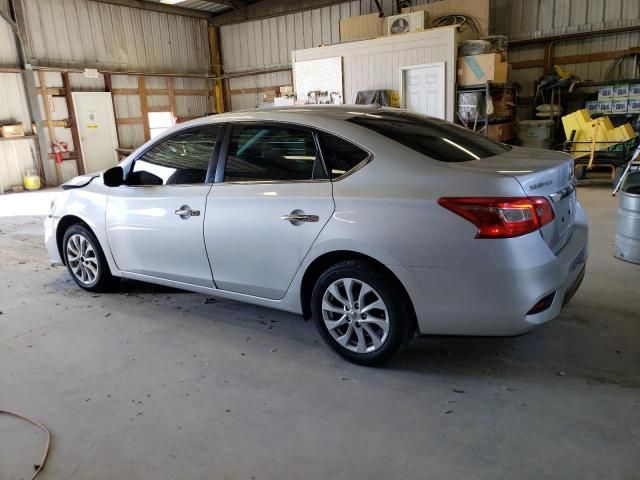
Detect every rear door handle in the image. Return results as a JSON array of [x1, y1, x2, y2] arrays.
[[281, 211, 319, 225]]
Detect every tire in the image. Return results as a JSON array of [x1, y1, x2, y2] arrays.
[[575, 164, 587, 180], [311, 260, 414, 366], [62, 224, 117, 292]]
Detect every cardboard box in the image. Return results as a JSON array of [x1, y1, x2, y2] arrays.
[[487, 122, 516, 142], [340, 13, 383, 42], [457, 53, 508, 87], [597, 85, 614, 101], [613, 84, 629, 99], [598, 101, 612, 114], [612, 100, 628, 114], [629, 84, 640, 99], [628, 98, 640, 114], [585, 101, 599, 115], [388, 91, 401, 108], [0, 124, 25, 138]]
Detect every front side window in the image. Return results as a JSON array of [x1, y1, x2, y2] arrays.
[[129, 125, 221, 186], [224, 124, 323, 182], [317, 132, 369, 179], [347, 111, 510, 162]]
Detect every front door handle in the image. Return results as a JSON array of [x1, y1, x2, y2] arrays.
[[281, 210, 319, 225], [174, 205, 200, 219]]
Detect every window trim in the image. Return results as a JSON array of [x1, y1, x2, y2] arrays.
[[125, 123, 225, 187], [315, 130, 373, 182], [214, 120, 372, 185]]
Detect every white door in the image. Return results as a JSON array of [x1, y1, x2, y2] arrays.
[[71, 92, 119, 174], [105, 125, 222, 288], [402, 63, 445, 119], [205, 123, 334, 300]]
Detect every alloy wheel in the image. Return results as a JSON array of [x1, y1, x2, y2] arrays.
[[321, 278, 390, 353], [66, 234, 99, 286]]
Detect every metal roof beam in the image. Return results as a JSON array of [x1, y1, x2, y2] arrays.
[[92, 0, 211, 19], [210, 0, 346, 25]]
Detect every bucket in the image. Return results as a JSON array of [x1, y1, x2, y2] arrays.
[[23, 169, 41, 191], [614, 172, 640, 264], [517, 120, 555, 149]]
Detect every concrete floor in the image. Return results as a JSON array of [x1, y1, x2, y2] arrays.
[[1, 182, 639, 480]]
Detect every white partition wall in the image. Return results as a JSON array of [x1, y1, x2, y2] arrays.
[[291, 26, 466, 122]]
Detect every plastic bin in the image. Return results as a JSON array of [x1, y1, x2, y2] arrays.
[[517, 120, 555, 149]]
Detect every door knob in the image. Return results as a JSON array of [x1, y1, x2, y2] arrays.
[[174, 205, 200, 219], [281, 209, 318, 226]]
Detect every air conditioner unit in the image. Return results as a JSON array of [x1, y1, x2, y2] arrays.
[[387, 11, 428, 36]]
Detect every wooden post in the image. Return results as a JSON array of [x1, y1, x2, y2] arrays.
[[38, 70, 62, 185], [208, 26, 225, 113], [167, 77, 177, 121], [138, 76, 151, 141], [104, 73, 122, 148], [62, 72, 85, 176]]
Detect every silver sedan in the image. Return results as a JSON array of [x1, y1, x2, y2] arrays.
[[45, 106, 588, 365]]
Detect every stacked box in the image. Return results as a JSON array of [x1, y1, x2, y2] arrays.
[[585, 101, 599, 115], [613, 84, 629, 99], [598, 85, 614, 101], [598, 102, 612, 114], [628, 98, 640, 114], [629, 84, 640, 99], [612, 100, 628, 114]]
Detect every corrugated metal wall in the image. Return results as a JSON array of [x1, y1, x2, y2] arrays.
[[18, 0, 209, 74], [491, 0, 640, 98], [221, 0, 417, 110]]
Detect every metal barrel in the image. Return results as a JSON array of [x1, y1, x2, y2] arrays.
[[614, 172, 640, 264]]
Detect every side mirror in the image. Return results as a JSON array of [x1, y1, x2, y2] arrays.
[[103, 166, 124, 187]]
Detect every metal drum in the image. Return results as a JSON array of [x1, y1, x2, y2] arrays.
[[614, 172, 640, 264]]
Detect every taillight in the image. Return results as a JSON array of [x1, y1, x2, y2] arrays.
[[438, 197, 554, 238]]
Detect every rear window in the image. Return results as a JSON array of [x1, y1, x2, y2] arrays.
[[347, 111, 509, 162]]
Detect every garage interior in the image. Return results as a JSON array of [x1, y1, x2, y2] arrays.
[[1, 0, 639, 478]]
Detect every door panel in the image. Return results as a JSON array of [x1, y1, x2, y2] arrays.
[[205, 182, 333, 299], [71, 92, 119, 174], [106, 185, 214, 287], [403, 63, 445, 120], [105, 124, 221, 287]]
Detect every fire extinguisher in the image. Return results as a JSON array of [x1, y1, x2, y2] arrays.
[[52, 140, 68, 164]]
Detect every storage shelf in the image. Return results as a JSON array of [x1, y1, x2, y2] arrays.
[[0, 134, 37, 142]]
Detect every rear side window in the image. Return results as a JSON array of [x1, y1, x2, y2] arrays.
[[347, 111, 509, 162], [224, 124, 324, 182], [318, 133, 369, 179]]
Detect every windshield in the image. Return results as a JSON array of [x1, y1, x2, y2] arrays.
[[347, 111, 510, 162]]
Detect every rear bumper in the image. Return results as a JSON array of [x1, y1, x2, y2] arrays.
[[398, 202, 589, 336]]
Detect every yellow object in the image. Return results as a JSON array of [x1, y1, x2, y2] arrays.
[[389, 91, 401, 108], [23, 170, 41, 191], [562, 109, 637, 159], [554, 65, 573, 80]]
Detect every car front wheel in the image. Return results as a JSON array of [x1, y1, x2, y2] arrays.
[[63, 224, 116, 292], [311, 260, 414, 366]]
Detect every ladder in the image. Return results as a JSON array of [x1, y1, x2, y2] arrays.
[[613, 145, 640, 196]]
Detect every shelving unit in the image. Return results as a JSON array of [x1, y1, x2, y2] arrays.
[[457, 82, 518, 139]]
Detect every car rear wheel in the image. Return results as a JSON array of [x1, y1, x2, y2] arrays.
[[311, 260, 414, 366], [63, 224, 116, 292]]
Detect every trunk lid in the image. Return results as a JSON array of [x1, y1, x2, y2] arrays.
[[449, 146, 577, 253]]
